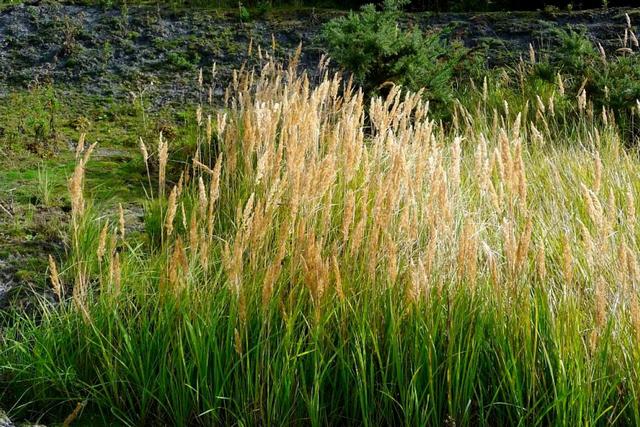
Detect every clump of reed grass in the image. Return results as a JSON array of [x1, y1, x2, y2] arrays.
[[3, 54, 640, 426]]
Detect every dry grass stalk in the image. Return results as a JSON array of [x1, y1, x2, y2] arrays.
[[158, 132, 168, 197], [198, 176, 207, 219], [62, 401, 86, 427], [97, 221, 109, 263], [594, 276, 607, 329], [626, 186, 636, 226], [73, 269, 91, 324], [557, 72, 565, 96], [515, 218, 533, 273], [451, 136, 462, 190], [332, 253, 344, 301], [234, 327, 243, 356], [207, 155, 223, 239], [168, 237, 188, 294], [48, 255, 63, 300], [536, 242, 546, 282], [75, 133, 86, 159], [165, 186, 178, 238], [457, 218, 478, 283], [593, 152, 602, 193], [111, 252, 121, 297], [139, 138, 153, 198], [189, 213, 198, 252], [118, 203, 126, 241], [69, 159, 86, 222]]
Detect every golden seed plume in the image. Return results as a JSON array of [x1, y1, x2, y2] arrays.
[[48, 255, 63, 300], [118, 203, 126, 241], [97, 221, 109, 262], [165, 186, 178, 238]]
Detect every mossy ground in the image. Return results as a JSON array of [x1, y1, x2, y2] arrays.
[[0, 84, 188, 312]]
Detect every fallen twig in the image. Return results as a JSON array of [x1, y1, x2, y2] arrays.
[[0, 202, 13, 218]]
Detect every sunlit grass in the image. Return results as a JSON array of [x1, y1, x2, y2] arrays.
[[2, 58, 640, 425]]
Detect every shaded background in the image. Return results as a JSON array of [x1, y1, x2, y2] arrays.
[[230, 0, 639, 11]]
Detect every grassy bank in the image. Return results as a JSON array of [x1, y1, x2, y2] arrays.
[[1, 53, 640, 425], [0, 83, 192, 312]]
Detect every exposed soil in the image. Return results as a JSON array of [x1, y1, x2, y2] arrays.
[[0, 1, 638, 105], [0, 0, 332, 107], [410, 8, 640, 65], [0, 204, 67, 309]]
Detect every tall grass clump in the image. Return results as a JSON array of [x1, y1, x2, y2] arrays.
[[2, 54, 640, 426]]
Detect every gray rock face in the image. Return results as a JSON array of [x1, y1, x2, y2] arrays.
[[0, 0, 328, 108], [0, 1, 637, 107]]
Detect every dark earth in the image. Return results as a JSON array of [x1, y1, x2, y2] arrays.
[[0, 1, 638, 105]]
